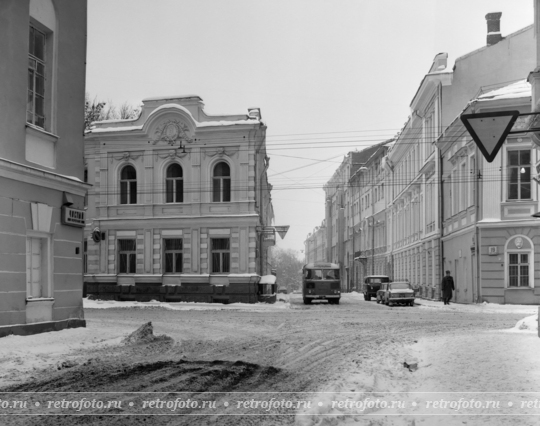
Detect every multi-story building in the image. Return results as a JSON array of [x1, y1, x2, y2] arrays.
[[83, 96, 273, 303], [0, 0, 88, 335], [386, 13, 535, 301], [324, 150, 380, 290], [350, 140, 393, 287], [439, 80, 540, 304], [304, 220, 326, 264]]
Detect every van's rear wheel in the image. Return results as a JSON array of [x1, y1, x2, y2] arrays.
[[364, 294, 371, 301], [303, 298, 311, 305]]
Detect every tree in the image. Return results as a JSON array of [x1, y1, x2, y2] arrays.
[[269, 247, 304, 291], [84, 93, 140, 131]]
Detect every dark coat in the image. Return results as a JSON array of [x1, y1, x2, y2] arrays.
[[441, 276, 455, 299]]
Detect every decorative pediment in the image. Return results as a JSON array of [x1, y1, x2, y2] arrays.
[[150, 120, 193, 146], [156, 149, 190, 160], [203, 147, 238, 158], [111, 151, 142, 163]]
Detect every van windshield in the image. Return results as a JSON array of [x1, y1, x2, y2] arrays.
[[305, 269, 340, 280]]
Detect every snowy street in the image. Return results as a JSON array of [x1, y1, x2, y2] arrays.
[[0, 294, 538, 425]]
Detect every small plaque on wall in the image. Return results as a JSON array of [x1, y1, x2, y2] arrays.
[[488, 246, 498, 256]]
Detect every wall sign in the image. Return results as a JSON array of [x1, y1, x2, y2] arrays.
[[61, 206, 85, 228]]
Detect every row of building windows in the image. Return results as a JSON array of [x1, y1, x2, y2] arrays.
[[118, 161, 231, 205], [85, 237, 232, 274]]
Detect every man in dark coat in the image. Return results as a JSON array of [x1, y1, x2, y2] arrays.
[[441, 270, 455, 305]]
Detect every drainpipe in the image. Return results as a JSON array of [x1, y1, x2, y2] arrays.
[[475, 146, 482, 303], [438, 82, 445, 300], [259, 154, 270, 276]]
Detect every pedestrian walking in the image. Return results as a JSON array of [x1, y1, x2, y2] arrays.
[[441, 270, 455, 305]]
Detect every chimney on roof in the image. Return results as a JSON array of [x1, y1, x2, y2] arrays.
[[486, 12, 503, 46]]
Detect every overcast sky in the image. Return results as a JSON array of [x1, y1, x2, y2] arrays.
[[86, 0, 534, 255]]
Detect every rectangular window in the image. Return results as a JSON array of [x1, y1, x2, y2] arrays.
[[83, 240, 88, 274], [508, 150, 531, 200], [27, 238, 43, 298], [469, 156, 476, 207], [27, 26, 46, 128], [211, 238, 230, 273], [118, 239, 136, 273], [164, 238, 183, 273], [460, 162, 467, 212], [508, 253, 529, 287]]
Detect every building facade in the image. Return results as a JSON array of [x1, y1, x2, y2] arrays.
[[84, 96, 274, 303], [0, 0, 88, 335], [304, 221, 327, 265], [440, 80, 540, 304], [350, 141, 393, 287]]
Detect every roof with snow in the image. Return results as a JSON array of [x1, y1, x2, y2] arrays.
[[474, 79, 531, 103]]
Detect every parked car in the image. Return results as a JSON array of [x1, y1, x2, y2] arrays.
[[362, 275, 390, 301], [377, 281, 415, 306]]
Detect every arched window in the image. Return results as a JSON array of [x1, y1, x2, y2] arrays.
[[165, 163, 183, 203], [213, 162, 231, 202], [120, 165, 137, 204]]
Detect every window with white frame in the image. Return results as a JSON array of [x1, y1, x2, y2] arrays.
[[469, 155, 475, 207], [211, 238, 230, 273], [213, 162, 231, 202], [164, 238, 183, 273], [460, 161, 467, 212], [26, 236, 50, 298], [27, 25, 46, 128], [165, 163, 183, 203], [507, 150, 531, 200], [118, 239, 136, 273], [508, 253, 529, 287], [120, 165, 137, 205]]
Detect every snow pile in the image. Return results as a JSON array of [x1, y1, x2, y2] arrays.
[[83, 298, 290, 311], [509, 314, 538, 333]]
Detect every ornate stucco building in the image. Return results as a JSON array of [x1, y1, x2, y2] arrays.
[[84, 96, 274, 303], [0, 0, 88, 335]]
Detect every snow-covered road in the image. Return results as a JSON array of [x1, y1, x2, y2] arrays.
[[0, 294, 538, 425]]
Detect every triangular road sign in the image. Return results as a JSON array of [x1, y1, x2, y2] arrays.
[[274, 225, 290, 239], [460, 110, 520, 163]]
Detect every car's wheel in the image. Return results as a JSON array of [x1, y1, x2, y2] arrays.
[[365, 294, 371, 301], [410, 301, 414, 307], [388, 300, 393, 307], [335, 299, 340, 305], [328, 299, 334, 305], [385, 298, 389, 306], [376, 297, 380, 304], [303, 298, 311, 305]]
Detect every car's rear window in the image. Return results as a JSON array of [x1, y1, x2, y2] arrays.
[[390, 283, 410, 290]]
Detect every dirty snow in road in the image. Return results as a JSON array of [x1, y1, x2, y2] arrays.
[[1, 294, 539, 425]]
